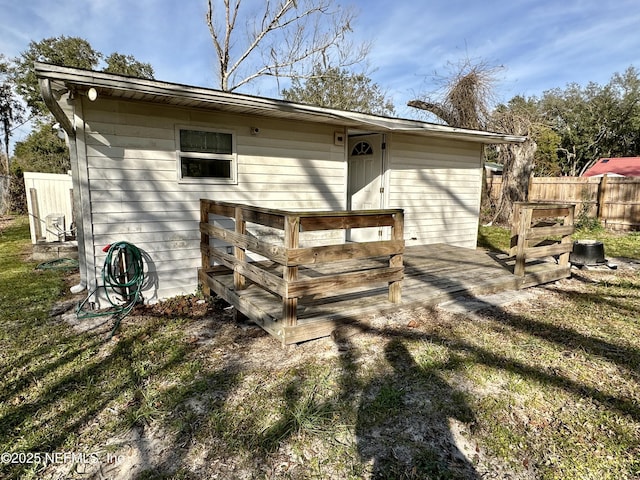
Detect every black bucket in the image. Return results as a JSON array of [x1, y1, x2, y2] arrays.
[[570, 240, 606, 266]]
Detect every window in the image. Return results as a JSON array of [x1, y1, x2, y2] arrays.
[[351, 141, 373, 156], [176, 127, 236, 183]]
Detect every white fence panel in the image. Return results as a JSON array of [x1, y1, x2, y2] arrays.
[[23, 172, 74, 244]]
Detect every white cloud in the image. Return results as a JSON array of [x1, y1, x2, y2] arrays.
[[354, 0, 640, 107], [3, 0, 640, 114]]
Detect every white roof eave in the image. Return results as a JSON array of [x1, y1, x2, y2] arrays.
[[35, 63, 526, 145]]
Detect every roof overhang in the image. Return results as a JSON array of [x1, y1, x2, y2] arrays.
[[35, 63, 526, 145]]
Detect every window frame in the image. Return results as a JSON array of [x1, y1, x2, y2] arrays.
[[175, 125, 238, 184]]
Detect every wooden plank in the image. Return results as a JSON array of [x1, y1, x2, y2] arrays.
[[283, 320, 348, 345], [29, 188, 42, 241], [200, 223, 287, 264], [234, 206, 247, 290], [514, 206, 532, 276], [597, 174, 608, 220], [201, 265, 233, 275], [209, 248, 286, 296], [207, 247, 236, 271], [242, 208, 285, 230], [208, 201, 235, 218], [299, 208, 403, 217], [525, 224, 574, 240], [300, 214, 396, 231], [531, 207, 571, 219], [403, 265, 516, 297], [208, 260, 275, 276], [510, 203, 521, 257], [200, 201, 211, 296], [201, 200, 289, 229], [524, 242, 573, 259], [516, 202, 576, 208], [235, 261, 286, 297], [200, 244, 573, 345], [283, 215, 300, 327], [284, 276, 527, 345], [521, 266, 571, 288], [287, 267, 404, 298], [389, 210, 404, 303], [558, 205, 575, 267], [198, 270, 284, 344], [286, 240, 404, 266]]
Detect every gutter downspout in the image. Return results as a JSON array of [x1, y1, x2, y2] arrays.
[[67, 132, 88, 294], [39, 79, 74, 134], [39, 78, 87, 293]]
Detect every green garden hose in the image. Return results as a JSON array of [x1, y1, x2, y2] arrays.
[[76, 241, 144, 336]]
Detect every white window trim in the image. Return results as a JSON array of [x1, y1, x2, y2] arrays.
[[175, 125, 238, 184]]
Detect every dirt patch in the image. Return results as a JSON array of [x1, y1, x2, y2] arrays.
[[0, 215, 14, 233]]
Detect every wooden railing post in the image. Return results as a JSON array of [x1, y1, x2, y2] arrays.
[[234, 206, 247, 291], [389, 210, 404, 303], [514, 204, 532, 277], [510, 202, 521, 257], [283, 214, 300, 326], [558, 204, 575, 268], [200, 200, 211, 296], [511, 202, 575, 278], [29, 188, 42, 241]]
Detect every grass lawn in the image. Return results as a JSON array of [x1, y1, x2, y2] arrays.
[[1, 216, 639, 479], [478, 223, 640, 259]]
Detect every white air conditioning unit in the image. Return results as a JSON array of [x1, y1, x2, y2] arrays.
[[45, 214, 65, 242]]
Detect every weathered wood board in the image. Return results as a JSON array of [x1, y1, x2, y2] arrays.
[[200, 243, 569, 345]]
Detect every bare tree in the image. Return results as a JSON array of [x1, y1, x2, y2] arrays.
[[489, 110, 536, 224], [1, 54, 23, 174], [408, 59, 538, 225], [206, 0, 369, 92], [407, 58, 502, 130], [1, 55, 25, 214]]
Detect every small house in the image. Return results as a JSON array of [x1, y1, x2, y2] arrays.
[[36, 63, 524, 304], [583, 157, 640, 177]]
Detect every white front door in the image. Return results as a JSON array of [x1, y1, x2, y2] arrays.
[[347, 134, 384, 242]]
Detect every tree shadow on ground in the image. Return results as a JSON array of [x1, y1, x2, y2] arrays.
[[353, 338, 479, 479], [128, 265, 640, 478], [6, 268, 639, 479]]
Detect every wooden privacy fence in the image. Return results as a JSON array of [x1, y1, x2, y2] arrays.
[[510, 202, 575, 280], [487, 175, 640, 230], [198, 199, 404, 344]]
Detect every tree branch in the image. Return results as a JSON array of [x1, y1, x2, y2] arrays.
[[407, 100, 456, 125], [207, 0, 366, 91]]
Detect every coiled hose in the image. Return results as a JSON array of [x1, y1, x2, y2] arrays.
[[76, 241, 144, 336]]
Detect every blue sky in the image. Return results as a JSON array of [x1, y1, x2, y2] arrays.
[[2, 0, 640, 143]]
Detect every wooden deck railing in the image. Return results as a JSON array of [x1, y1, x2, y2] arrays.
[[199, 200, 404, 328], [510, 202, 575, 277]]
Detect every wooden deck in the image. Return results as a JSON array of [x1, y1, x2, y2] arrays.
[[200, 243, 569, 345], [198, 200, 574, 345]]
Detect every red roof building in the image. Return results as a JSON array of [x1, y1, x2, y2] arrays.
[[583, 157, 640, 177]]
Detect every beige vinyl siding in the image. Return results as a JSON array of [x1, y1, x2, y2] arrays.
[[82, 98, 347, 302], [387, 134, 483, 249]]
